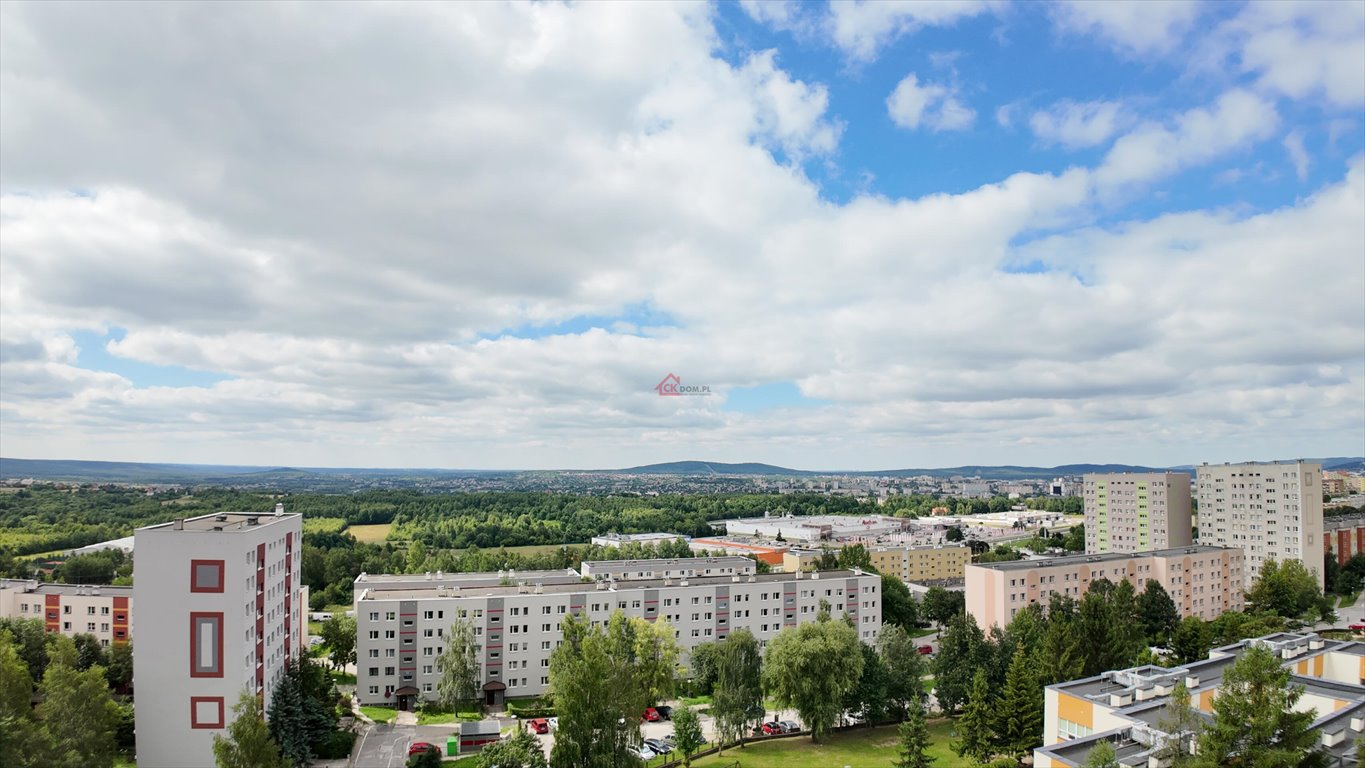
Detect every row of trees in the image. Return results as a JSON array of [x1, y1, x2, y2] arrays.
[[1, 631, 126, 768], [212, 655, 352, 768]]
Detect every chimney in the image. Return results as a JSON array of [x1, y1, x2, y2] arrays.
[[274, 503, 284, 516], [174, 519, 184, 531]]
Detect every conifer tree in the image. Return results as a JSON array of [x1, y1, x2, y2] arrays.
[[894, 701, 934, 768], [993, 645, 1043, 761], [953, 668, 995, 764]]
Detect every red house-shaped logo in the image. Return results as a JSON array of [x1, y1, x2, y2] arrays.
[[656, 373, 681, 396]]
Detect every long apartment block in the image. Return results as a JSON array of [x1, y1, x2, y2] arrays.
[[1034, 631, 1365, 767], [133, 507, 306, 768], [1084, 473, 1193, 554], [352, 559, 882, 708], [0, 579, 132, 646], [966, 545, 1244, 629], [1196, 461, 1324, 589], [867, 544, 972, 582]]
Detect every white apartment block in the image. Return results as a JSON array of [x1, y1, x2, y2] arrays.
[[1084, 473, 1193, 554], [0, 579, 132, 645], [967, 545, 1244, 629], [1196, 461, 1324, 589], [133, 507, 305, 768], [352, 563, 881, 709]]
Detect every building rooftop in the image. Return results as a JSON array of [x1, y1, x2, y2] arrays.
[[581, 556, 753, 570], [357, 568, 870, 602], [138, 506, 301, 533], [1, 579, 133, 597], [969, 545, 1238, 573]]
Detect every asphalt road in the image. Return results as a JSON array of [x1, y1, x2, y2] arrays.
[[354, 723, 457, 767]]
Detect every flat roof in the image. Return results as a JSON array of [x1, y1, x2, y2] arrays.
[[582, 556, 753, 569], [0, 579, 132, 597], [138, 511, 301, 533], [358, 568, 870, 602], [971, 545, 1238, 572]]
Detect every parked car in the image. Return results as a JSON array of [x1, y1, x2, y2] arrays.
[[917, 644, 934, 655], [527, 718, 550, 734], [407, 742, 438, 758], [634, 745, 657, 760], [779, 720, 800, 733], [654, 704, 673, 720], [1350, 623, 1365, 631], [547, 716, 559, 731], [840, 711, 865, 726], [644, 738, 673, 754], [642, 707, 663, 722], [761, 721, 783, 735]]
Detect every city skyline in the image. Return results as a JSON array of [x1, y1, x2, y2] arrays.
[[2, 2, 1362, 470]]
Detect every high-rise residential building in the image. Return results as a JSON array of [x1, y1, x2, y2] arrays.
[[965, 545, 1244, 629], [352, 560, 881, 709], [133, 507, 305, 768], [1083, 473, 1193, 554], [0, 579, 132, 645], [1033, 631, 1365, 767], [1324, 513, 1365, 567], [1196, 461, 1324, 589]]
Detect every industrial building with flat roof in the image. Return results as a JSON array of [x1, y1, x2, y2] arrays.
[[352, 559, 882, 708], [1034, 631, 1365, 767], [589, 532, 690, 548], [716, 514, 910, 542], [966, 545, 1244, 629]]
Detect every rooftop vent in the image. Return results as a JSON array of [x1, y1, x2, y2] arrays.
[[246, 517, 259, 526], [274, 503, 284, 516], [215, 515, 228, 522], [173, 519, 184, 530]]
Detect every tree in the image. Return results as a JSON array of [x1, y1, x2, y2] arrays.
[[837, 543, 873, 570], [894, 700, 934, 768], [711, 628, 764, 751], [1155, 682, 1200, 767], [763, 616, 863, 742], [1, 630, 51, 768], [1082, 741, 1120, 768], [993, 645, 1043, 761], [1109, 579, 1146, 666], [36, 635, 119, 768], [841, 641, 889, 725], [1171, 617, 1212, 665], [686, 641, 718, 694], [320, 614, 357, 671], [922, 586, 963, 627], [104, 641, 133, 692], [267, 656, 337, 768], [1063, 524, 1085, 551], [73, 633, 106, 671], [877, 624, 927, 720], [1245, 559, 1322, 619], [881, 574, 920, 629], [953, 668, 995, 764], [437, 615, 481, 713], [932, 611, 985, 714], [408, 746, 443, 768], [1139, 580, 1180, 645], [474, 729, 547, 768], [214, 689, 290, 768], [671, 705, 706, 767], [632, 616, 681, 705], [1194, 644, 1325, 767], [547, 612, 645, 768], [945, 526, 965, 542], [1037, 596, 1084, 686]]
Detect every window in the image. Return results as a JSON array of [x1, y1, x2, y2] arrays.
[[369, 612, 379, 621], [369, 686, 379, 695], [368, 667, 379, 676], [385, 612, 396, 621], [368, 631, 379, 640], [384, 630, 396, 639], [87, 622, 96, 631], [88, 606, 96, 615], [63, 606, 72, 615], [368, 649, 379, 658], [101, 606, 109, 615], [384, 667, 395, 676]]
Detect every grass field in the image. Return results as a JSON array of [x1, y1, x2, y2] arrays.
[[348, 523, 394, 543], [688, 721, 957, 768], [360, 705, 397, 724], [303, 517, 348, 534]]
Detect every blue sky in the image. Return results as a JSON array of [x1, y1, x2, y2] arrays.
[[2, 1, 1362, 469]]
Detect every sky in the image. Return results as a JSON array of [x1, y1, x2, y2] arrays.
[[1, 0, 1363, 471]]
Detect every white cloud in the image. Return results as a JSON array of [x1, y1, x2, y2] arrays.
[[828, 0, 999, 62], [886, 73, 976, 132], [1283, 130, 1310, 181], [1051, 0, 1200, 56], [1096, 90, 1280, 189], [1224, 2, 1365, 108], [1029, 100, 1127, 149]]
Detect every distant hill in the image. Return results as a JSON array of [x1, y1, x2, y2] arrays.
[[609, 461, 810, 476]]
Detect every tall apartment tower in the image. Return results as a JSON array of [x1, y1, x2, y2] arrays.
[[1196, 461, 1324, 589], [133, 507, 305, 768], [1084, 473, 1193, 554]]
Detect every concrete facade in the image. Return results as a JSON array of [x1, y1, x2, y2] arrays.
[[1324, 514, 1365, 567], [589, 532, 689, 548], [353, 564, 881, 707], [133, 508, 305, 768], [1034, 632, 1365, 767], [1083, 473, 1193, 554], [580, 556, 755, 581], [0, 579, 132, 645], [1196, 461, 1324, 589], [966, 546, 1244, 629], [868, 544, 972, 583]]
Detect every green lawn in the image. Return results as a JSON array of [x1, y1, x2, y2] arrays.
[[906, 626, 937, 638], [330, 669, 357, 685], [681, 694, 713, 707], [349, 523, 394, 543], [360, 705, 397, 723], [302, 517, 348, 534], [415, 704, 483, 725], [687, 721, 957, 768]]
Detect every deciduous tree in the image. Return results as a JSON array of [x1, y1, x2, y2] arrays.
[[437, 615, 481, 713], [671, 705, 706, 766], [474, 729, 547, 768], [841, 641, 888, 725], [881, 574, 920, 629], [933, 611, 985, 714], [877, 624, 927, 720], [547, 612, 646, 768], [763, 615, 863, 742], [712, 628, 764, 751], [214, 689, 289, 768], [1171, 617, 1211, 665], [37, 636, 119, 768], [1082, 741, 1119, 768], [320, 614, 357, 671]]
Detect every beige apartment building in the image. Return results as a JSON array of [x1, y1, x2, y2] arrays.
[[966, 545, 1244, 629], [1196, 461, 1324, 589], [1083, 473, 1192, 554], [1034, 631, 1365, 766], [868, 544, 971, 582], [352, 560, 882, 708], [0, 579, 132, 645]]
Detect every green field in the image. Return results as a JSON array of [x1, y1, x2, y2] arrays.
[[689, 721, 957, 768], [348, 523, 394, 543], [360, 705, 397, 724], [303, 517, 348, 534]]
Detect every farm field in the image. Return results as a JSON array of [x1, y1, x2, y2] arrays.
[[347, 523, 394, 543]]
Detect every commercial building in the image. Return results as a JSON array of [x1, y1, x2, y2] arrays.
[[868, 544, 972, 583], [1084, 473, 1192, 554], [1196, 461, 1324, 589], [133, 507, 306, 768], [589, 532, 690, 548], [687, 538, 788, 566], [1034, 631, 1365, 767], [966, 546, 1244, 629], [1324, 514, 1365, 567], [352, 560, 882, 708], [715, 514, 909, 543], [0, 579, 132, 645]]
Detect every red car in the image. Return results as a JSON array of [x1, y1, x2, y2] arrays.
[[917, 645, 934, 655], [642, 707, 663, 722], [1350, 623, 1365, 631], [528, 718, 550, 734], [761, 721, 783, 735], [407, 742, 438, 758]]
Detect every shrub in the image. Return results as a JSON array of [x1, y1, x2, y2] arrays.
[[312, 729, 357, 760]]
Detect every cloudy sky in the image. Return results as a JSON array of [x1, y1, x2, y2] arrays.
[[1, 1, 1362, 471]]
